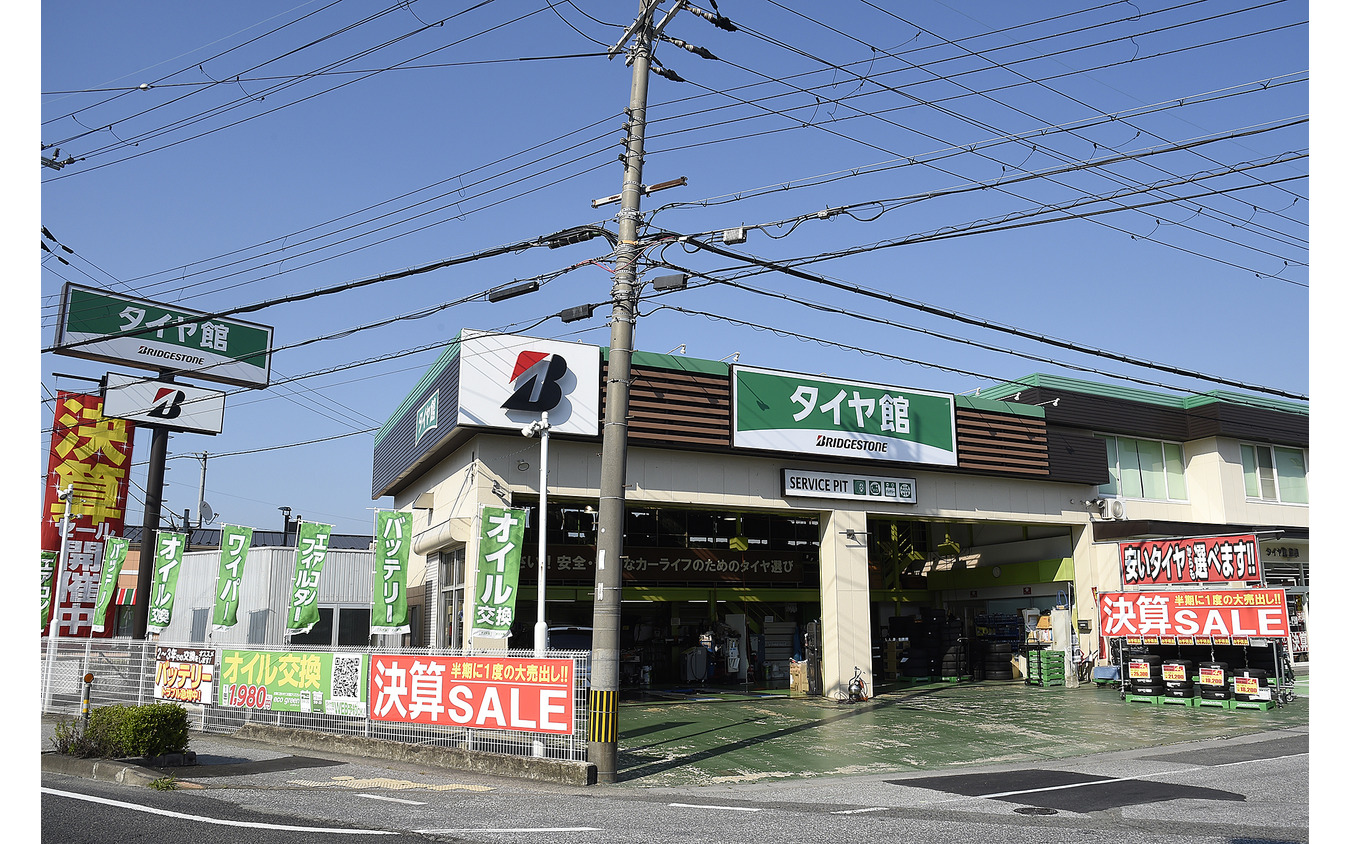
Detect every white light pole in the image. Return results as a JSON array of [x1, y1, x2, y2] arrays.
[[43, 485, 75, 712], [521, 413, 551, 656]]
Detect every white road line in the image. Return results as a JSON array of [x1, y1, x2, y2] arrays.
[[669, 802, 761, 812], [416, 828, 602, 834], [832, 807, 889, 815], [41, 788, 397, 835], [356, 793, 426, 806]]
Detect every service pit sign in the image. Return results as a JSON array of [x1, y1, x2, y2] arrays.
[[54, 283, 273, 389], [1098, 589, 1290, 640], [734, 367, 957, 465]]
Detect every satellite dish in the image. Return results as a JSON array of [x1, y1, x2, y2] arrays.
[[201, 501, 216, 524]]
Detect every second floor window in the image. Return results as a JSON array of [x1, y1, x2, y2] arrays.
[[1097, 435, 1188, 501], [1241, 443, 1308, 504]]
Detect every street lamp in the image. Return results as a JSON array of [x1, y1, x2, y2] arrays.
[[520, 412, 551, 656]]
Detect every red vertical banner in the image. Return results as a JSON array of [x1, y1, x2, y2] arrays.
[[42, 392, 135, 638]]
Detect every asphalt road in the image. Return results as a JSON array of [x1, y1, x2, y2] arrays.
[[41, 726, 1310, 844]]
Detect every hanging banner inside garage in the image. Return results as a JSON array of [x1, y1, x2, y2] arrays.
[[369, 654, 576, 734], [472, 506, 525, 639], [1098, 589, 1289, 641], [286, 522, 333, 635], [213, 525, 253, 630], [370, 510, 413, 635], [1119, 534, 1262, 586], [733, 367, 957, 465], [91, 536, 129, 632], [146, 531, 186, 634], [41, 392, 135, 637]]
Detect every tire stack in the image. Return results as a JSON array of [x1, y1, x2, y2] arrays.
[[1198, 661, 1232, 701], [1231, 667, 1270, 703], [938, 619, 968, 680], [1126, 654, 1164, 697], [1161, 659, 1195, 700], [980, 640, 1015, 680]]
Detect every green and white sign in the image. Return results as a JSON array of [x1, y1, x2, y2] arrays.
[[92, 536, 129, 632], [472, 506, 526, 639], [147, 531, 187, 634], [40, 550, 56, 632], [286, 522, 333, 635], [783, 468, 917, 504], [213, 525, 253, 630], [219, 649, 368, 716], [370, 511, 412, 635], [54, 283, 273, 388], [733, 366, 957, 466]]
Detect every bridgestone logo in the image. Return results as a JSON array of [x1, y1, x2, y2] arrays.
[[138, 345, 206, 366], [816, 435, 888, 452]]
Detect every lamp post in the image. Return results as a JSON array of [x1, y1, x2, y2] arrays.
[[43, 485, 75, 712], [521, 412, 551, 656]]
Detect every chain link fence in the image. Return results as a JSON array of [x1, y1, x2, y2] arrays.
[[40, 637, 591, 762]]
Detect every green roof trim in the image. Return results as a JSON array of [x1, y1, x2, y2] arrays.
[[603, 347, 731, 376], [373, 333, 464, 446], [978, 373, 1307, 416], [954, 393, 1045, 418]]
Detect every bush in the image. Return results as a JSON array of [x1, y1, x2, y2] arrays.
[[50, 703, 190, 759]]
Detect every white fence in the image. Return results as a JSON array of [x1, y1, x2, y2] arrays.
[[40, 637, 591, 762]]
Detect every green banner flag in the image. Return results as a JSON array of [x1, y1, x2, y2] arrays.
[[92, 537, 129, 633], [213, 524, 253, 630], [286, 522, 333, 635], [147, 531, 187, 634], [370, 511, 412, 635], [471, 506, 526, 639], [40, 550, 56, 632]]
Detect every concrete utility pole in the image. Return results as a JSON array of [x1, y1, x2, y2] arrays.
[[590, 0, 659, 784]]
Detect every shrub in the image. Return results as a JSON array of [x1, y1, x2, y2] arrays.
[[50, 703, 190, 759]]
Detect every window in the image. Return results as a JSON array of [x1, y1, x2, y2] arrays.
[[439, 547, 466, 649], [288, 606, 371, 647], [190, 608, 210, 643], [1241, 444, 1308, 504], [1097, 435, 1187, 501]]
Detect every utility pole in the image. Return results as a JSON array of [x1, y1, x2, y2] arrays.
[[590, 0, 659, 784]]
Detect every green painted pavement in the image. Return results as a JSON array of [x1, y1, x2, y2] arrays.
[[614, 672, 1310, 787]]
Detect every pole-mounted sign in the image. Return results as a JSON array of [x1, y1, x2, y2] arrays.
[[54, 283, 273, 389]]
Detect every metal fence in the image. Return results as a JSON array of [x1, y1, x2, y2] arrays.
[[40, 637, 591, 762]]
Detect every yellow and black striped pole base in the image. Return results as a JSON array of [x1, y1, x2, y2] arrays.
[[588, 688, 619, 743]]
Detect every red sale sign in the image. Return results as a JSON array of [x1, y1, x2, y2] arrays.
[[368, 654, 576, 734], [1099, 589, 1289, 639]]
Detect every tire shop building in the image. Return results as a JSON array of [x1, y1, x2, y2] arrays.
[[372, 329, 1309, 700]]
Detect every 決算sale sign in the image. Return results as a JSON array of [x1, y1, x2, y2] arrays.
[[368, 654, 576, 734], [1099, 589, 1289, 639]]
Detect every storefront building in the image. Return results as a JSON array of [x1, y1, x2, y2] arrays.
[[372, 331, 1309, 699]]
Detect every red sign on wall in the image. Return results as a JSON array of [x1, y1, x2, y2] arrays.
[[368, 654, 576, 734], [1099, 589, 1289, 639], [1119, 534, 1261, 586], [42, 392, 135, 637]]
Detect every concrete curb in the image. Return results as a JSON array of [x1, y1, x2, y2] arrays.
[[234, 724, 598, 787], [41, 751, 167, 788]]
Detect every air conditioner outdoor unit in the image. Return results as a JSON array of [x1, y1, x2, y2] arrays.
[[1105, 499, 1127, 520]]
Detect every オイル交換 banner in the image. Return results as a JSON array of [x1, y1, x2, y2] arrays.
[[218, 649, 368, 716], [472, 506, 525, 639], [369, 654, 575, 734], [146, 531, 187, 634], [1120, 534, 1261, 586], [1098, 589, 1289, 641]]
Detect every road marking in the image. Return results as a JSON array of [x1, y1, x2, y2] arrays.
[[416, 827, 602, 834], [288, 775, 492, 792], [41, 788, 396, 835], [832, 807, 888, 815], [669, 802, 761, 812], [357, 793, 426, 806]]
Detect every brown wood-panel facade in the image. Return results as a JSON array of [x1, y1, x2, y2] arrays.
[[601, 362, 1060, 478]]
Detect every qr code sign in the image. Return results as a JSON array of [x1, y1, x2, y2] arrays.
[[331, 654, 362, 700]]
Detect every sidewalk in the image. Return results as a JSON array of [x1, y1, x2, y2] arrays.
[[41, 668, 1310, 789]]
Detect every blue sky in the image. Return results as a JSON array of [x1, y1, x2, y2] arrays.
[[36, 1, 1312, 537]]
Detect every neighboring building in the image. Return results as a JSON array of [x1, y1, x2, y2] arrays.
[[365, 330, 1308, 699]]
